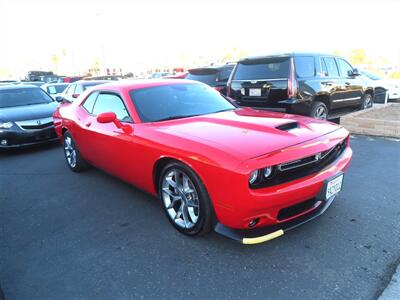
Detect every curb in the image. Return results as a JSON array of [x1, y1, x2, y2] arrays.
[[379, 263, 400, 300], [340, 104, 400, 138]]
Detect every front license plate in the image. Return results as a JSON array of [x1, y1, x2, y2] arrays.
[[326, 174, 343, 199], [249, 88, 261, 97]]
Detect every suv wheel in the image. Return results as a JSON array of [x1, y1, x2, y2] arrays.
[[310, 101, 328, 120], [361, 93, 373, 109]]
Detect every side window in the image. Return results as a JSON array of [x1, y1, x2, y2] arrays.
[[74, 84, 84, 94], [322, 57, 339, 77], [294, 56, 315, 78], [66, 84, 76, 96], [92, 93, 132, 122], [336, 58, 354, 77], [217, 67, 233, 82], [82, 92, 99, 114], [320, 58, 328, 76]]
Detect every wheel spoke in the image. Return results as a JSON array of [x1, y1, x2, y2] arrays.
[[182, 205, 190, 228]]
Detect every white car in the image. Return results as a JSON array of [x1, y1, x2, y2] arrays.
[[361, 70, 400, 100], [41, 83, 69, 102]]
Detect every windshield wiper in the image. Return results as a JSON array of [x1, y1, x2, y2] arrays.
[[213, 108, 235, 113], [155, 114, 201, 122]]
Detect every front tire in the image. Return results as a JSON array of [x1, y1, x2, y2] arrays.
[[310, 101, 328, 120], [63, 131, 89, 172], [159, 162, 213, 236], [360, 93, 373, 109]]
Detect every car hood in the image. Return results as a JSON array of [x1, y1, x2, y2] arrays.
[[0, 102, 59, 122], [154, 108, 343, 160]]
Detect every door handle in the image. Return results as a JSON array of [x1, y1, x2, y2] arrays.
[[322, 81, 333, 86], [85, 121, 92, 127], [345, 82, 351, 86]]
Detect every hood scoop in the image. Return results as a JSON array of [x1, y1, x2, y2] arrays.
[[275, 121, 299, 131]]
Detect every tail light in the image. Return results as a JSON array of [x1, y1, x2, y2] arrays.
[[288, 57, 298, 98]]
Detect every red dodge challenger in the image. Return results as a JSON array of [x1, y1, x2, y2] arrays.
[[53, 79, 352, 244]]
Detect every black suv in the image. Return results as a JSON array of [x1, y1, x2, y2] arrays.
[[186, 63, 235, 95], [227, 52, 374, 119]]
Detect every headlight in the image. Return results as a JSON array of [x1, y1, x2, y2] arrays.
[[263, 166, 274, 178], [249, 170, 259, 184], [0, 122, 13, 129]]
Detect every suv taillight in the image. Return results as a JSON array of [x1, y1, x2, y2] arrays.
[[288, 57, 298, 98]]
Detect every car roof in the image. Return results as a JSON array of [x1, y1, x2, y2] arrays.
[[75, 80, 110, 85], [0, 84, 40, 90], [189, 63, 235, 72], [238, 52, 339, 62], [89, 79, 198, 92]]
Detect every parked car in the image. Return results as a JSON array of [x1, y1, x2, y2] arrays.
[[359, 73, 387, 103], [360, 70, 400, 101], [186, 63, 234, 95], [60, 80, 109, 102], [0, 85, 58, 148], [227, 52, 374, 119], [53, 79, 352, 244], [25, 70, 54, 81], [151, 72, 170, 79], [41, 83, 69, 102], [163, 72, 187, 79], [15, 81, 46, 87]]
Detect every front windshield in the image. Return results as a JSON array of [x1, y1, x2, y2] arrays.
[[0, 87, 53, 108], [129, 83, 235, 122]]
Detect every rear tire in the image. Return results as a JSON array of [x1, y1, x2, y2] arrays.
[[158, 162, 213, 236], [63, 131, 89, 172], [309, 101, 328, 120]]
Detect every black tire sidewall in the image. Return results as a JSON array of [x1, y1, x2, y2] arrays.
[[158, 162, 213, 236], [310, 101, 328, 120], [63, 131, 88, 172]]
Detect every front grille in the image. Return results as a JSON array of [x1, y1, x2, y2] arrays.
[[277, 198, 319, 221], [252, 138, 347, 189], [16, 117, 54, 130], [20, 122, 53, 130]]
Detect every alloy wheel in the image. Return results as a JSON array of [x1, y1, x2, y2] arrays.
[[64, 136, 77, 168], [314, 106, 327, 120], [364, 94, 372, 109], [161, 169, 200, 229]]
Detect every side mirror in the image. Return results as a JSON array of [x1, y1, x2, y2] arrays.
[[96, 112, 133, 134], [72, 93, 80, 99], [97, 112, 116, 124], [351, 68, 360, 76]]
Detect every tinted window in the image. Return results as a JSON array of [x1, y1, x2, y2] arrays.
[[320, 58, 328, 76], [234, 57, 290, 80], [322, 57, 339, 77], [294, 56, 315, 78], [92, 93, 131, 122], [129, 83, 235, 122], [83, 82, 106, 91], [82, 92, 99, 113], [217, 67, 234, 82], [47, 84, 68, 94], [336, 58, 353, 77], [361, 70, 381, 81], [186, 70, 218, 86], [0, 88, 53, 108]]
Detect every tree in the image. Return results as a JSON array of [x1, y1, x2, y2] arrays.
[[51, 54, 59, 73], [350, 49, 367, 65]]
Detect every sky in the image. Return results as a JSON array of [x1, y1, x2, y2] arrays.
[[0, 0, 399, 78]]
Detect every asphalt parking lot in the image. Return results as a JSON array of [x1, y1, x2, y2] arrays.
[[0, 135, 399, 300]]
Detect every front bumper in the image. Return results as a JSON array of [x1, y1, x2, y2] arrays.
[[215, 188, 338, 244], [0, 126, 58, 148]]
